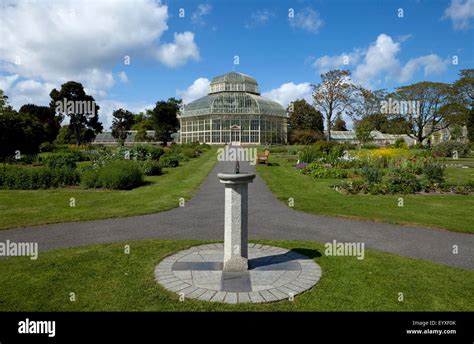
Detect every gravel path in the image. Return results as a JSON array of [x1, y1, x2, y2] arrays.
[[1, 160, 472, 270]]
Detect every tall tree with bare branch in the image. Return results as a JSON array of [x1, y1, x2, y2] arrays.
[[312, 70, 354, 141]]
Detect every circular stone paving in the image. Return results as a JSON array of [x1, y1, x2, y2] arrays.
[[154, 243, 322, 304]]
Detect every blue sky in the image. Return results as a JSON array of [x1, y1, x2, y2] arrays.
[[1, 0, 473, 129]]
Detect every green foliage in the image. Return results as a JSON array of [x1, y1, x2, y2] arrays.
[[39, 142, 55, 152], [361, 143, 378, 149], [393, 138, 408, 149], [303, 161, 349, 179], [289, 129, 324, 145], [181, 147, 197, 158], [139, 160, 162, 176], [288, 99, 324, 131], [355, 120, 374, 144], [298, 141, 345, 163], [0, 109, 45, 162], [44, 153, 78, 169], [432, 141, 470, 158], [0, 166, 79, 189], [49, 81, 103, 146], [81, 160, 143, 190], [19, 104, 62, 143], [148, 98, 181, 145], [159, 155, 180, 168], [361, 166, 383, 183], [111, 109, 134, 144], [467, 106, 474, 143]]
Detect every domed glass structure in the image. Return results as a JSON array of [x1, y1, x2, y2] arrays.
[[179, 72, 288, 144]]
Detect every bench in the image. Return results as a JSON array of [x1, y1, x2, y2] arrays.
[[257, 150, 270, 165]]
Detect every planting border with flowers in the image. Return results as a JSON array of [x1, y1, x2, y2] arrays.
[[295, 143, 473, 195]]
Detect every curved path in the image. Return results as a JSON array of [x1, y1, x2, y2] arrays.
[[1, 161, 473, 270]]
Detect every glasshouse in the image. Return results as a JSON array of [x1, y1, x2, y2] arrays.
[[178, 71, 288, 144]]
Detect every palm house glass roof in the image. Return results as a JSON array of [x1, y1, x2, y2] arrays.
[[181, 72, 287, 118]]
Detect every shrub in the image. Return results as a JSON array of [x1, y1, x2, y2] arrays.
[[422, 162, 445, 183], [44, 153, 78, 169], [148, 146, 165, 160], [393, 138, 408, 149], [361, 143, 378, 149], [299, 146, 323, 163], [139, 160, 162, 176], [302, 161, 350, 179], [159, 155, 180, 168], [383, 169, 421, 194], [0, 166, 79, 189], [289, 129, 324, 145], [39, 142, 55, 152], [432, 141, 470, 158], [361, 166, 383, 183], [313, 141, 344, 157], [182, 147, 197, 158], [81, 160, 144, 190]]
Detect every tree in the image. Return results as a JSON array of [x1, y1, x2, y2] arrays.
[[148, 98, 181, 146], [111, 109, 134, 145], [349, 87, 386, 120], [392, 82, 451, 144], [131, 112, 154, 130], [49, 81, 103, 146], [0, 109, 44, 164], [19, 104, 62, 143], [467, 106, 474, 143], [453, 69, 474, 105], [355, 120, 374, 145], [312, 70, 354, 141], [288, 99, 324, 131], [332, 115, 347, 131]]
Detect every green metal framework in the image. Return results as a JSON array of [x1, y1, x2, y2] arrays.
[[179, 72, 288, 144]]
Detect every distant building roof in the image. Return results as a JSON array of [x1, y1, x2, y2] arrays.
[[93, 131, 156, 144]]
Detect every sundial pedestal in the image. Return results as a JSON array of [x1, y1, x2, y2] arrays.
[[217, 172, 255, 272]]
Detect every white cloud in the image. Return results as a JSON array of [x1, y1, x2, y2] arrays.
[[9, 79, 56, 110], [262, 82, 313, 107], [0, 74, 19, 92], [352, 34, 401, 87], [312, 49, 363, 74], [399, 54, 448, 83], [177, 78, 210, 104], [245, 9, 274, 28], [0, 0, 169, 91], [156, 32, 200, 67], [0, 0, 200, 109], [118, 71, 129, 83], [289, 8, 323, 33], [312, 34, 448, 88], [191, 4, 212, 25], [443, 0, 474, 30]]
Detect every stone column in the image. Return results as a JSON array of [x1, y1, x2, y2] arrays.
[[217, 173, 255, 272]]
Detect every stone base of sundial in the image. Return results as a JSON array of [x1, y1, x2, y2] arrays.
[[154, 243, 321, 304]]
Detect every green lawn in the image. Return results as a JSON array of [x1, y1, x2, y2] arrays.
[[0, 149, 217, 229], [258, 157, 474, 233], [445, 167, 474, 185], [0, 240, 471, 311]]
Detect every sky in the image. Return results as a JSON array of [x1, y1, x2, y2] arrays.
[[0, 0, 473, 129]]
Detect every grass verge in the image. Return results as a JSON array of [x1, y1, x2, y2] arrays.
[[257, 157, 474, 233], [0, 239, 472, 311], [0, 149, 217, 229]]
